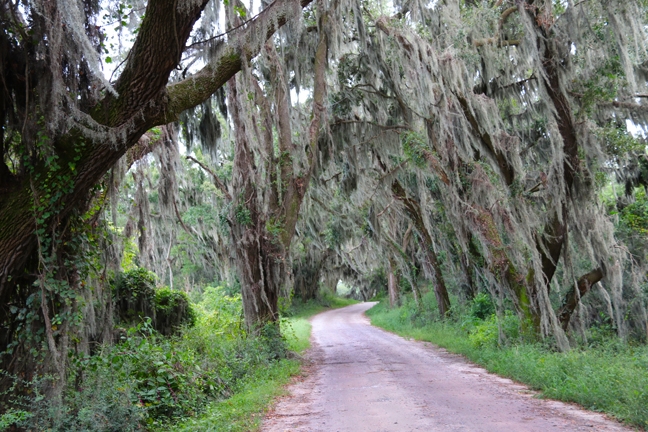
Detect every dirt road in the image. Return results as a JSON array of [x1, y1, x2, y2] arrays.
[[262, 302, 634, 432]]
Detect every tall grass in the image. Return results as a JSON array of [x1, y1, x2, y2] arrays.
[[366, 298, 648, 430]]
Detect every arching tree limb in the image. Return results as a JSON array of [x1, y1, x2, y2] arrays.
[[558, 268, 604, 330], [0, 0, 314, 299]]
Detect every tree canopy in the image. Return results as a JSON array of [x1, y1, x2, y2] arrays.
[[2, 0, 648, 414]]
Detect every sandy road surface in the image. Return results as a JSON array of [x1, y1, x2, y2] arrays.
[[262, 302, 635, 432]]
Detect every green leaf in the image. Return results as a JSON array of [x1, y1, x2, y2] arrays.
[[235, 5, 247, 18]]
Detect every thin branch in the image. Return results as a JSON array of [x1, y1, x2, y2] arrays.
[[501, 74, 537, 90], [402, 222, 413, 251], [323, 172, 342, 183], [186, 155, 232, 200], [186, 6, 276, 49], [472, 6, 520, 48], [602, 100, 648, 113], [344, 237, 366, 254], [377, 199, 395, 217], [332, 119, 408, 131], [526, 181, 543, 194], [173, 199, 197, 237]]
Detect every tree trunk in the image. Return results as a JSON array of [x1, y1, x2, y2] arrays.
[[226, 3, 329, 330], [526, 2, 595, 336], [228, 72, 282, 330], [388, 257, 400, 308], [459, 250, 476, 300], [390, 180, 451, 317], [294, 253, 328, 302]]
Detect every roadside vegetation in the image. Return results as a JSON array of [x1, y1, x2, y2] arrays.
[[367, 293, 648, 430], [0, 283, 352, 431], [170, 293, 356, 432]]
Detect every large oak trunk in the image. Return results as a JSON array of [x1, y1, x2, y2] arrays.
[[0, 0, 315, 400]]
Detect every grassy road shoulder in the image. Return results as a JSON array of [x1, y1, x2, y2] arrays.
[[366, 299, 648, 430], [170, 296, 356, 431]]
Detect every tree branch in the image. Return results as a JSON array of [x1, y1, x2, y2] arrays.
[[186, 155, 232, 200], [472, 6, 520, 48], [558, 268, 604, 330], [97, 0, 210, 126], [161, 0, 314, 125], [279, 6, 327, 248], [455, 92, 515, 186]]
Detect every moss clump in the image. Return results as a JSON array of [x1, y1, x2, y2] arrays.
[[153, 287, 196, 336], [113, 267, 157, 324], [113, 267, 195, 336]]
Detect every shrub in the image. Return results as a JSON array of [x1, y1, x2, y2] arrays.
[[153, 288, 196, 336], [113, 267, 157, 324], [16, 288, 286, 431], [17, 364, 146, 431], [469, 292, 495, 320], [468, 312, 521, 348], [113, 267, 196, 336], [0, 410, 31, 431]]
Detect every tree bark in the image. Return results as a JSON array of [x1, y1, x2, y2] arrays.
[[388, 257, 400, 308], [227, 3, 329, 331], [459, 250, 477, 300], [390, 180, 451, 317]]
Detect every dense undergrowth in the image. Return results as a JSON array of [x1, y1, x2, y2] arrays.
[[1, 287, 353, 432], [169, 294, 357, 432], [366, 293, 648, 430]]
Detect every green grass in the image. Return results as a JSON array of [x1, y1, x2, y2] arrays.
[[168, 295, 357, 431], [285, 294, 359, 319], [366, 300, 648, 430]]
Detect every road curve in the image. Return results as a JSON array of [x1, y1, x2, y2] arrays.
[[262, 302, 634, 432]]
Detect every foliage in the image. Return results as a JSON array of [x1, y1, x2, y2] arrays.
[[401, 130, 428, 168], [0, 410, 31, 431], [195, 285, 244, 338], [167, 359, 300, 432], [113, 268, 196, 336], [465, 312, 521, 349], [22, 368, 146, 432], [153, 288, 196, 336], [12, 288, 309, 431], [618, 189, 648, 235], [113, 267, 157, 322], [468, 292, 495, 321], [234, 204, 252, 227]]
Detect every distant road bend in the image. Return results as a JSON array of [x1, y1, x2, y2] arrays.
[[262, 302, 633, 432]]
